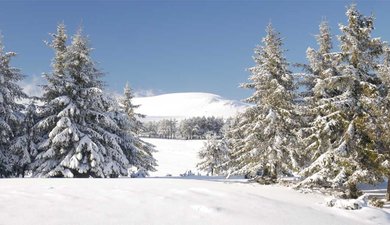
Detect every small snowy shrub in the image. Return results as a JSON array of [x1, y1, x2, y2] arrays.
[[254, 176, 276, 185], [325, 194, 368, 210], [368, 197, 384, 208], [130, 168, 148, 178]]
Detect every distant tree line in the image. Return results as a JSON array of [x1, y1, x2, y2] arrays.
[[141, 116, 225, 139]]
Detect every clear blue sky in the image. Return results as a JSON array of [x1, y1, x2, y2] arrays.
[[0, 0, 389, 100]]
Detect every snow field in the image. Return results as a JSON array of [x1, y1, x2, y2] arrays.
[[145, 138, 205, 177], [0, 178, 389, 225], [0, 138, 389, 225]]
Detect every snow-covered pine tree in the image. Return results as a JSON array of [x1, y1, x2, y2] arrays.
[[299, 5, 386, 198], [116, 83, 157, 174], [121, 83, 144, 134], [10, 101, 39, 177], [197, 135, 229, 176], [297, 20, 334, 99], [42, 22, 68, 101], [228, 24, 298, 180], [220, 116, 244, 176], [0, 36, 27, 177], [377, 46, 390, 201], [224, 110, 255, 177], [33, 26, 131, 178], [296, 21, 346, 188]]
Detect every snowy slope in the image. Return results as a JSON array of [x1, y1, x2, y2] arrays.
[[0, 138, 389, 224], [145, 138, 205, 177], [133, 92, 248, 121], [1, 178, 389, 225]]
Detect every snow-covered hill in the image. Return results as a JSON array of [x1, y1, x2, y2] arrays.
[[133, 92, 248, 121]]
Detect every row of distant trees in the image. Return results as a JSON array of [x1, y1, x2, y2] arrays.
[[141, 116, 225, 139]]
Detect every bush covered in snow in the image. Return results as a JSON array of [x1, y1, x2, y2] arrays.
[[368, 197, 385, 208], [325, 194, 385, 210], [130, 168, 149, 178], [325, 194, 368, 210]]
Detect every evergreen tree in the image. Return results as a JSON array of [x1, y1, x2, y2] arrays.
[[10, 101, 39, 177], [33, 26, 131, 178], [197, 135, 229, 176], [228, 24, 298, 180], [42, 23, 68, 101], [377, 45, 390, 201], [0, 36, 27, 177], [298, 5, 386, 198], [121, 83, 144, 134], [297, 21, 345, 188], [221, 116, 245, 176], [117, 83, 157, 174]]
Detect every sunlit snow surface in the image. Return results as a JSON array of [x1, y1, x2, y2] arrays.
[[1, 178, 389, 225], [133, 92, 248, 121], [0, 138, 389, 225], [146, 138, 205, 177]]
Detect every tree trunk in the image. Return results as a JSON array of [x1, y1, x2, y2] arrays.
[[346, 183, 361, 199], [22, 165, 26, 178], [271, 163, 277, 180]]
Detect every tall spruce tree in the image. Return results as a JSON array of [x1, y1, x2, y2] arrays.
[[42, 23, 68, 101], [121, 83, 144, 134], [33, 26, 131, 177], [116, 83, 157, 173], [10, 101, 39, 177], [297, 21, 345, 188], [378, 46, 390, 201], [0, 36, 27, 177], [298, 5, 386, 198], [228, 24, 298, 180]]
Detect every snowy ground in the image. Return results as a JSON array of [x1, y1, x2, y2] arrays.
[[145, 138, 205, 177], [0, 138, 389, 225], [1, 178, 389, 225]]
